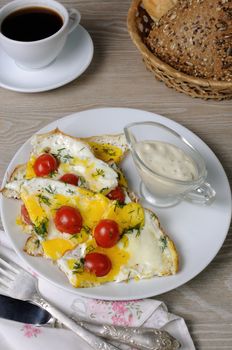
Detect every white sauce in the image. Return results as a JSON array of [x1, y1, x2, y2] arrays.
[[135, 141, 197, 181], [134, 141, 198, 197]]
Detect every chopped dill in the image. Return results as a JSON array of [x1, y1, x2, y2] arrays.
[[100, 187, 109, 194], [55, 148, 74, 163], [86, 245, 95, 254], [82, 225, 91, 234], [38, 194, 51, 206], [62, 154, 74, 163], [72, 258, 85, 274], [122, 223, 142, 237], [55, 148, 65, 160], [48, 170, 57, 178], [113, 200, 125, 211], [92, 169, 105, 178], [78, 176, 86, 187], [128, 209, 135, 214], [66, 189, 75, 195], [34, 219, 48, 239], [45, 185, 55, 194]]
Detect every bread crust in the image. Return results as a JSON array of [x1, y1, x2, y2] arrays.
[[146, 0, 232, 81]]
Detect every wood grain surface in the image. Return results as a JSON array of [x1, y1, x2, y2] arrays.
[[0, 1, 232, 348]]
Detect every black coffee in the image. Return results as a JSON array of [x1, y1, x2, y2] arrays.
[[1, 7, 63, 42]]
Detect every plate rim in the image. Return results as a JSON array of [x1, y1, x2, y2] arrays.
[[1, 107, 231, 300]]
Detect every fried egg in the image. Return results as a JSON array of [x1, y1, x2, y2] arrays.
[[1, 129, 179, 288], [25, 129, 120, 193], [57, 209, 178, 287], [8, 178, 144, 262], [5, 177, 178, 287]]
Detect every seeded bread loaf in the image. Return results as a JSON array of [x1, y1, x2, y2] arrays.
[[146, 0, 232, 81]]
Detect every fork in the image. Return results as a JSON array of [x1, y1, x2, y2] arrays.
[[0, 254, 180, 350], [0, 255, 120, 350]]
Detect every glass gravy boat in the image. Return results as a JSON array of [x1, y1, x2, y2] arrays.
[[124, 121, 216, 208]]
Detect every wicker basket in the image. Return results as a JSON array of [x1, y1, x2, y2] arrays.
[[127, 0, 232, 100]]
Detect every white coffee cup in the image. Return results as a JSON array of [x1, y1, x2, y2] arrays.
[[0, 0, 81, 69]]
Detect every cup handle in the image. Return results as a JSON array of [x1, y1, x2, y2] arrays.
[[67, 8, 81, 34], [184, 182, 216, 205]]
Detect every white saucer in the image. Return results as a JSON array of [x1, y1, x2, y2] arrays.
[[0, 25, 94, 93]]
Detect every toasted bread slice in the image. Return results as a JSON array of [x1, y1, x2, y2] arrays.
[[24, 234, 44, 257], [1, 129, 129, 198], [83, 133, 128, 164], [31, 128, 128, 164], [57, 208, 178, 288], [23, 208, 178, 274], [1, 164, 26, 199], [4, 176, 178, 284]]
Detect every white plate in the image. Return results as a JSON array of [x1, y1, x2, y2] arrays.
[[0, 25, 93, 93], [1, 108, 231, 300]]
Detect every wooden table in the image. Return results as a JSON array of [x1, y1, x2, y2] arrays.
[[0, 0, 231, 348]]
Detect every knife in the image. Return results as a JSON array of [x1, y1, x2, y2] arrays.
[[0, 294, 52, 324]]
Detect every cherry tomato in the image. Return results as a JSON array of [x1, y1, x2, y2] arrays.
[[54, 206, 83, 234], [21, 204, 32, 225], [59, 173, 79, 186], [84, 252, 112, 277], [107, 186, 125, 204], [94, 219, 120, 248], [33, 153, 58, 177]]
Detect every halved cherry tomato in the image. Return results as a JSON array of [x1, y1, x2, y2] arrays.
[[84, 252, 112, 277], [94, 219, 120, 248], [33, 153, 58, 177], [54, 206, 82, 234], [59, 173, 79, 186], [107, 186, 125, 204], [21, 204, 32, 225]]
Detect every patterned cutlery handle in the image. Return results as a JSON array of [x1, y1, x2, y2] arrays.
[[74, 319, 181, 350], [32, 293, 120, 350]]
